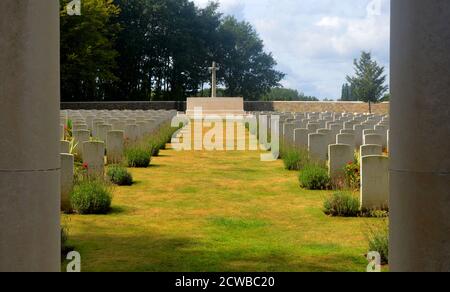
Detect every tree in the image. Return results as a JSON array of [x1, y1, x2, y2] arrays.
[[340, 83, 356, 101], [60, 1, 285, 101], [109, 0, 224, 101], [217, 17, 285, 101], [381, 93, 390, 102], [60, 0, 121, 101], [262, 87, 319, 101], [346, 51, 388, 112]]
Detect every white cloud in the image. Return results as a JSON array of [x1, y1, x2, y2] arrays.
[[316, 17, 342, 29], [193, 0, 390, 100]]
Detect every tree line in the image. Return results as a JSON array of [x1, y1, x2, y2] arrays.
[[60, 0, 284, 102]]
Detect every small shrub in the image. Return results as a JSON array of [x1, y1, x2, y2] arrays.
[[148, 140, 160, 156], [125, 146, 151, 168], [369, 209, 389, 218], [61, 224, 69, 255], [107, 165, 133, 186], [61, 217, 74, 256], [65, 119, 73, 138], [282, 147, 309, 171], [368, 221, 389, 265], [361, 208, 389, 218], [70, 179, 113, 215], [299, 164, 331, 190], [157, 133, 168, 150], [143, 124, 180, 156], [323, 192, 360, 217], [344, 161, 360, 190]]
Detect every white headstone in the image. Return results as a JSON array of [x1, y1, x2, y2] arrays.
[[360, 144, 382, 157], [106, 130, 124, 164], [72, 130, 90, 158], [328, 144, 354, 181], [124, 124, 139, 142], [294, 129, 310, 149], [308, 133, 327, 161], [82, 141, 105, 176], [60, 154, 74, 212], [60, 140, 70, 154], [360, 155, 389, 210], [364, 134, 383, 146], [337, 133, 356, 149]]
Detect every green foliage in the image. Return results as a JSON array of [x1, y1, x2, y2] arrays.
[[323, 192, 360, 217], [60, 0, 121, 101], [219, 17, 285, 100], [61, 220, 72, 255], [107, 165, 133, 186], [61, 0, 284, 101], [380, 93, 390, 102], [299, 164, 331, 190], [65, 119, 73, 138], [346, 51, 388, 112], [70, 179, 113, 215], [366, 209, 389, 218], [144, 124, 181, 156], [125, 146, 151, 168], [198, 88, 227, 98], [340, 83, 357, 101], [282, 147, 310, 171], [262, 87, 319, 101], [367, 221, 389, 265], [344, 161, 361, 190], [148, 140, 161, 157]]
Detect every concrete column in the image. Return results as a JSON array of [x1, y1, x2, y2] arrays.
[[390, 0, 450, 272], [0, 0, 60, 271]]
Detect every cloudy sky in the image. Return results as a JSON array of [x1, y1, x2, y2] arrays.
[[194, 0, 390, 100]]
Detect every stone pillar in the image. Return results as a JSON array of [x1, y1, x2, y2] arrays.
[[0, 0, 60, 271], [390, 0, 450, 272]]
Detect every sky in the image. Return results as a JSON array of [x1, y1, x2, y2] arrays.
[[193, 0, 390, 100]]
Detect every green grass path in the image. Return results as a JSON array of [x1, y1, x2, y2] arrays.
[[63, 145, 383, 272]]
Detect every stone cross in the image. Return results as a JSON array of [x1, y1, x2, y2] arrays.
[[208, 61, 219, 98]]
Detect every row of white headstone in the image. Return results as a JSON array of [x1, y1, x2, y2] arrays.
[[256, 111, 389, 211], [59, 109, 177, 211]]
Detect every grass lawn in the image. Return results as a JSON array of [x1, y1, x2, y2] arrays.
[[62, 138, 386, 272]]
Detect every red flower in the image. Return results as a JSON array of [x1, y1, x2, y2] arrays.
[[82, 163, 89, 169], [64, 125, 68, 130]]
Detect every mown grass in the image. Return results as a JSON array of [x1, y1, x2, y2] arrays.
[[62, 128, 386, 272]]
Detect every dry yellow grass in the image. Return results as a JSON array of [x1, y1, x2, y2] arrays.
[[62, 131, 386, 272]]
